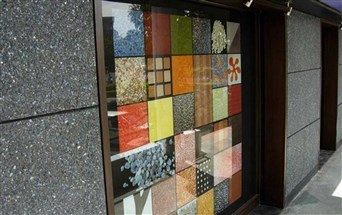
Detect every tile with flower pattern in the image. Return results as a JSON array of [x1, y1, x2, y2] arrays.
[[228, 54, 241, 85]]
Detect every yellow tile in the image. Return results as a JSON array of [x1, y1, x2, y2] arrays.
[[197, 189, 214, 215], [148, 98, 174, 142]]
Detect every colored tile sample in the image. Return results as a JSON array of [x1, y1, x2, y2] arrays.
[[113, 4, 144, 56], [172, 56, 194, 95], [114, 188, 152, 215], [196, 157, 214, 196], [194, 55, 213, 127], [230, 171, 242, 204], [175, 131, 196, 172], [228, 84, 242, 116], [213, 87, 228, 122], [212, 55, 229, 88], [232, 143, 242, 175], [228, 114, 242, 146], [227, 22, 240, 53], [115, 57, 146, 105], [192, 17, 211, 54], [214, 179, 229, 214], [213, 148, 232, 185], [118, 102, 149, 152], [228, 54, 242, 85], [171, 15, 192, 54], [213, 119, 232, 154], [144, 12, 171, 55], [211, 20, 227, 54], [177, 199, 197, 215], [147, 57, 172, 99], [176, 166, 197, 208], [173, 93, 195, 134], [152, 176, 176, 215], [148, 98, 174, 142], [111, 138, 175, 199], [197, 189, 214, 215], [195, 124, 214, 158]]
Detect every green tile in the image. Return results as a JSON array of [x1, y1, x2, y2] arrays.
[[213, 87, 228, 121], [171, 16, 192, 54]]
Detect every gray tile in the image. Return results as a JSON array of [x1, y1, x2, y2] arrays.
[[0, 108, 106, 214], [0, 1, 98, 122], [287, 69, 321, 136], [173, 93, 195, 134], [287, 10, 321, 73], [338, 65, 342, 105], [339, 31, 342, 65], [286, 120, 320, 196], [337, 105, 342, 145]]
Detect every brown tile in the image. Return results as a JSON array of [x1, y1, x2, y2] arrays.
[[164, 70, 171, 82], [230, 171, 242, 204], [156, 71, 164, 83], [147, 58, 154, 70], [148, 71, 155, 84], [176, 166, 196, 208], [164, 57, 171, 69], [197, 189, 214, 215], [156, 57, 163, 70], [157, 84, 164, 97], [165, 83, 172, 95], [149, 86, 155, 98]]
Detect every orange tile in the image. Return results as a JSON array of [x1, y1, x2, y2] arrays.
[[230, 171, 242, 204], [172, 56, 194, 95]]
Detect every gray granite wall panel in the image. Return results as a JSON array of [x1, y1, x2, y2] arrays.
[[287, 69, 321, 136], [286, 120, 320, 196], [287, 11, 321, 73], [1, 1, 98, 122], [0, 108, 107, 214]]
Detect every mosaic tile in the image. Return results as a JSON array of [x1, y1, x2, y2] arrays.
[[230, 171, 242, 204], [114, 188, 152, 215], [192, 17, 211, 54], [113, 3, 144, 57], [213, 87, 228, 122], [228, 114, 242, 146], [111, 138, 175, 199], [147, 56, 173, 99], [172, 56, 194, 95], [173, 93, 195, 134], [197, 189, 214, 215], [195, 124, 214, 158], [152, 176, 176, 215], [232, 143, 242, 175], [212, 55, 229, 88], [175, 131, 196, 173], [177, 199, 197, 215], [228, 84, 242, 116], [115, 57, 146, 105], [227, 22, 240, 53], [211, 20, 227, 54], [228, 54, 242, 85], [171, 15, 192, 54], [118, 102, 149, 152], [144, 12, 170, 55], [213, 119, 232, 154], [148, 98, 174, 142], [213, 148, 232, 185], [196, 157, 214, 196], [214, 179, 229, 214], [194, 55, 213, 127], [176, 166, 197, 208]]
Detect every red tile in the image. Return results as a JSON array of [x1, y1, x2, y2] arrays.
[[228, 84, 241, 116], [118, 102, 149, 152], [144, 12, 171, 55]]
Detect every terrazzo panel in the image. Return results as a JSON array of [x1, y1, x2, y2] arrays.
[[192, 18, 211, 54], [173, 93, 195, 134], [176, 166, 197, 208], [175, 132, 196, 173], [177, 199, 197, 215], [214, 179, 229, 214], [197, 189, 214, 215], [152, 176, 177, 215]]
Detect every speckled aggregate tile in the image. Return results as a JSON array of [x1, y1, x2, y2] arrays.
[[173, 93, 195, 134], [152, 176, 176, 215], [177, 199, 197, 215], [175, 132, 196, 173], [214, 179, 229, 214], [192, 17, 211, 54], [197, 189, 214, 215]]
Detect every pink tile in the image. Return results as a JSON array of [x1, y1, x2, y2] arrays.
[[213, 148, 232, 185], [175, 131, 196, 172], [152, 176, 176, 215], [232, 143, 242, 175]]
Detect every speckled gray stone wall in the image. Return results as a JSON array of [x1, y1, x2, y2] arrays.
[[286, 10, 321, 197], [0, 1, 107, 214]]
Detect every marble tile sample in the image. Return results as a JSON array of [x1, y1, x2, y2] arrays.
[[228, 84, 242, 116], [213, 148, 232, 185], [173, 93, 195, 134], [177, 199, 197, 215], [114, 188, 152, 215], [213, 87, 228, 122], [213, 119, 232, 154], [228, 54, 241, 86], [192, 17, 211, 54], [144, 12, 170, 55], [152, 176, 176, 215], [172, 56, 194, 95], [148, 97, 174, 142], [194, 55, 213, 127], [212, 54, 229, 88], [117, 102, 149, 152], [214, 179, 229, 214], [171, 15, 192, 54], [175, 131, 196, 173], [176, 166, 197, 208], [112, 3, 144, 56], [197, 189, 214, 215], [230, 171, 242, 204], [115, 57, 146, 105], [227, 22, 240, 53]]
